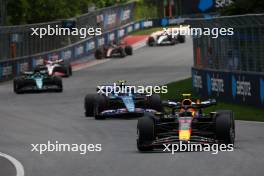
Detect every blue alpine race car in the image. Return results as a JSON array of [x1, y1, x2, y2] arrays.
[[84, 82, 162, 119]]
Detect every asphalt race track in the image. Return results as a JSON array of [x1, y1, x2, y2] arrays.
[[0, 37, 263, 176]]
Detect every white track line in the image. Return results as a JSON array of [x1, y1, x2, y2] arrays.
[[236, 120, 264, 124], [0, 152, 25, 176]]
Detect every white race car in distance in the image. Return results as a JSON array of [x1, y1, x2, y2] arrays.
[[35, 59, 72, 77], [147, 30, 185, 46]]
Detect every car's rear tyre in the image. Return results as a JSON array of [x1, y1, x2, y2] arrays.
[[216, 110, 235, 144], [63, 64, 72, 77], [124, 45, 133, 55], [177, 35, 185, 43], [54, 77, 63, 92], [95, 49, 104, 59], [147, 37, 155, 46], [84, 94, 95, 117], [69, 65, 72, 76], [119, 47, 126, 58], [137, 114, 155, 151], [146, 94, 163, 112], [170, 37, 177, 45], [94, 95, 108, 120], [13, 79, 23, 94], [66, 64, 72, 77]]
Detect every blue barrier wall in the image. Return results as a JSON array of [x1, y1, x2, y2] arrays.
[[192, 67, 264, 107]]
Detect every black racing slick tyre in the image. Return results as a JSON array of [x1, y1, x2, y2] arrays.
[[147, 37, 155, 46], [170, 38, 177, 45], [55, 77, 63, 92], [94, 95, 108, 120], [146, 94, 163, 112], [69, 65, 72, 76], [216, 110, 235, 144], [63, 64, 72, 77], [119, 47, 126, 58], [13, 78, 23, 94], [177, 35, 185, 43], [124, 45, 133, 55], [95, 49, 104, 60], [65, 64, 72, 77], [137, 114, 155, 151], [84, 94, 95, 117]]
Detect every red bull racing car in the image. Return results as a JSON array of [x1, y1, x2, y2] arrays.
[[137, 94, 235, 151]]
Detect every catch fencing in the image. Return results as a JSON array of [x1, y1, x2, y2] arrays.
[[0, 2, 135, 60], [189, 14, 264, 107], [0, 14, 213, 82]]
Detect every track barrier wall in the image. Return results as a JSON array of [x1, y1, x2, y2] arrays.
[[189, 14, 264, 107], [0, 13, 188, 82], [0, 19, 157, 82], [192, 67, 264, 107]]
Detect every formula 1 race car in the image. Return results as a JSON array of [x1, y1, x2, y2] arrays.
[[35, 59, 72, 77], [137, 94, 235, 151], [94, 42, 133, 59], [147, 30, 185, 46], [13, 69, 63, 94], [84, 81, 162, 119]]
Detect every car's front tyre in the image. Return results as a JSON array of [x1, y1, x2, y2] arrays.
[[215, 110, 235, 144], [137, 114, 155, 152]]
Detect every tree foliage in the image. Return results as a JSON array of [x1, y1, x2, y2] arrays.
[[7, 0, 129, 25], [221, 0, 264, 15]]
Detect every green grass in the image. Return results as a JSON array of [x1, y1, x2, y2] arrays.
[[160, 78, 264, 122], [130, 27, 163, 35]]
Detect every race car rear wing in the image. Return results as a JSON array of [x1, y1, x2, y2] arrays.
[[162, 99, 217, 109]]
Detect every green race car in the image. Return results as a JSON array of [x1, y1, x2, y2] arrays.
[[13, 69, 63, 94]]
